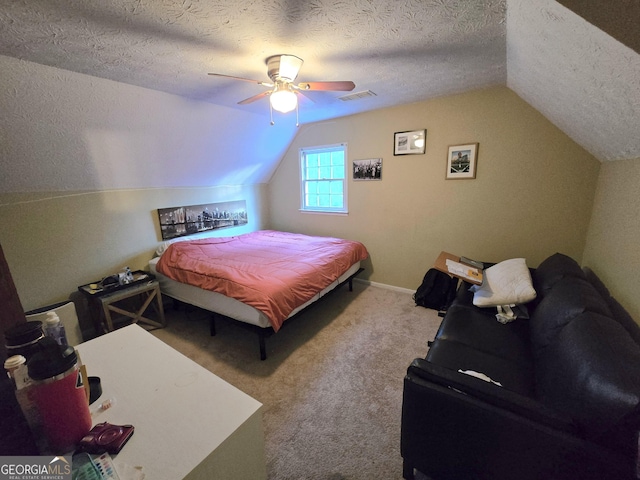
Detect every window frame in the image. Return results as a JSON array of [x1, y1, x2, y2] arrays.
[[299, 143, 348, 214]]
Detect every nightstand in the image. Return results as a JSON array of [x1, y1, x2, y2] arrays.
[[79, 276, 165, 333]]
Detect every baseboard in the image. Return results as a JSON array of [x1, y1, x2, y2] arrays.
[[353, 278, 415, 295]]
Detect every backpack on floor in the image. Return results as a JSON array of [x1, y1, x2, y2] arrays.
[[413, 268, 458, 311]]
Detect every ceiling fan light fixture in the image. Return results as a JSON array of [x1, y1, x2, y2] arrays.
[[208, 54, 354, 123], [267, 54, 303, 83], [270, 85, 297, 113]]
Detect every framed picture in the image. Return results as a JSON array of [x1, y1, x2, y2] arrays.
[[394, 129, 426, 155], [353, 158, 382, 181], [157, 200, 248, 240], [446, 143, 478, 179]]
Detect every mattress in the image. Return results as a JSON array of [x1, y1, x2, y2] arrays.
[[149, 230, 368, 329]]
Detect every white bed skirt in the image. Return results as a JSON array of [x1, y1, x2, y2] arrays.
[[149, 257, 361, 329]]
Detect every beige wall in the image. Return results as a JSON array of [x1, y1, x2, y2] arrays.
[[583, 158, 640, 321], [0, 185, 268, 311], [1, 56, 275, 315], [268, 86, 601, 291], [4, 81, 636, 327]]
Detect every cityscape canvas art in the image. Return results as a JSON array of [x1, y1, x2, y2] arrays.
[[158, 200, 248, 240]]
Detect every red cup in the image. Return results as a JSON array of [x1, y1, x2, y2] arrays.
[[29, 364, 92, 453], [27, 338, 92, 454]]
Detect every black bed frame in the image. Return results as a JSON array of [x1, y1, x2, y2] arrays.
[[206, 267, 365, 360]]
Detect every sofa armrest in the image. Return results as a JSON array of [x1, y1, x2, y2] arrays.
[[401, 359, 636, 480]]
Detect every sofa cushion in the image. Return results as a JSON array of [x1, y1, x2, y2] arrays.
[[530, 276, 612, 352], [435, 305, 532, 366], [607, 295, 640, 347], [471, 258, 536, 308], [451, 280, 476, 307], [427, 338, 534, 396], [535, 311, 640, 440], [532, 253, 585, 298], [582, 267, 640, 346], [582, 266, 611, 299]]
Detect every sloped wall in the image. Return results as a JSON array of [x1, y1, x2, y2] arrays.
[[583, 158, 640, 321], [0, 55, 272, 311], [268, 86, 601, 292], [0, 55, 295, 193], [0, 186, 268, 311]]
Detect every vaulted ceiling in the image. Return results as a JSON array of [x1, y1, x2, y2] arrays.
[[1, 0, 638, 186]]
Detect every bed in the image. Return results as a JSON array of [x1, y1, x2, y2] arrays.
[[149, 230, 369, 359]]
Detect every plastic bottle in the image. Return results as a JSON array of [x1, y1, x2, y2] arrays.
[[44, 312, 68, 347], [5, 354, 46, 453], [124, 266, 134, 284], [4, 354, 30, 389]]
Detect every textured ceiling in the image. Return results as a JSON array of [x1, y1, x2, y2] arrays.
[[0, 0, 638, 167], [0, 0, 506, 122], [508, 0, 640, 161]]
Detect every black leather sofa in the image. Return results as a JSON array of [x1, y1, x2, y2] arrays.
[[401, 253, 640, 480]]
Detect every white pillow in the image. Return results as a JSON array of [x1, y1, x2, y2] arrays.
[[155, 236, 191, 257], [155, 240, 175, 257], [471, 258, 536, 308]]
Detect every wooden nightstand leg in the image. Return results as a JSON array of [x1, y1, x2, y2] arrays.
[[154, 285, 166, 327], [102, 301, 115, 332]]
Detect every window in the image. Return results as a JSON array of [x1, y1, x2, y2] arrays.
[[299, 143, 348, 214]]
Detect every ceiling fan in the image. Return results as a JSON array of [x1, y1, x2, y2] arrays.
[[208, 54, 355, 125]]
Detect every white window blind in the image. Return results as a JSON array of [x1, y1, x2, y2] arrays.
[[299, 143, 348, 214]]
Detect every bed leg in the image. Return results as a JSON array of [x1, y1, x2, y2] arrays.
[[210, 315, 216, 336], [346, 267, 364, 292], [258, 331, 267, 361]]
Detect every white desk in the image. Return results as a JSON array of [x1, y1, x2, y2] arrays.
[[76, 325, 266, 480]]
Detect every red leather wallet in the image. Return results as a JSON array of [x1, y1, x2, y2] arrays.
[[77, 422, 134, 454]]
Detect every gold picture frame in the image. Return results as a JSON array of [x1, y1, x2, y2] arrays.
[[446, 143, 478, 179]]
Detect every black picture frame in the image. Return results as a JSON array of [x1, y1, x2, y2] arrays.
[[394, 129, 426, 155], [157, 200, 248, 240]]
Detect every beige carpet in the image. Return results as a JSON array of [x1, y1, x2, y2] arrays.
[[151, 281, 442, 480]]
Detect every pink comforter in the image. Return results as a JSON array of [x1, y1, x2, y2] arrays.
[[155, 230, 369, 331]]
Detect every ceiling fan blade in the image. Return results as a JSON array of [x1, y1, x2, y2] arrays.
[[208, 73, 272, 87], [237, 91, 271, 105], [297, 81, 355, 91]]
